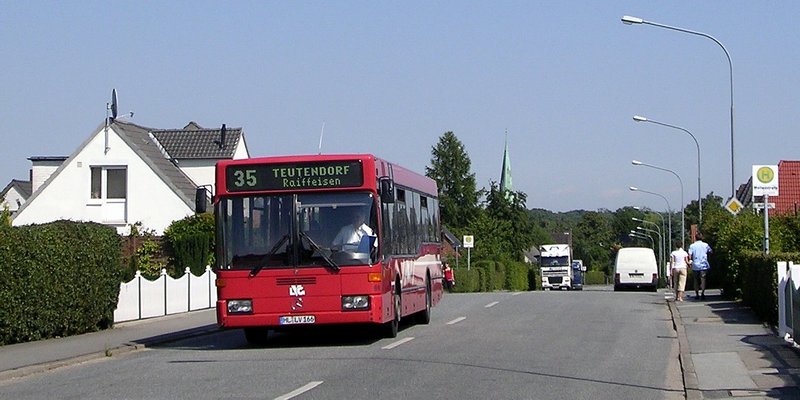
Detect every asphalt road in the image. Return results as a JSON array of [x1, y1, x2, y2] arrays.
[[0, 286, 683, 400]]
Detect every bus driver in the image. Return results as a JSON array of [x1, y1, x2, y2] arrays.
[[332, 210, 374, 251]]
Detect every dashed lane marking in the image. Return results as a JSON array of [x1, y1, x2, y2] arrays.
[[274, 381, 324, 400], [446, 317, 466, 325], [382, 337, 414, 350], [485, 301, 499, 308]]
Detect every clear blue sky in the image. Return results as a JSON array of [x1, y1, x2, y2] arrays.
[[2, 2, 798, 213]]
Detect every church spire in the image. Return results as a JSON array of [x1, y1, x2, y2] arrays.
[[500, 130, 513, 200]]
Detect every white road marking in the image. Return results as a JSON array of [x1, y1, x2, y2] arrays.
[[446, 316, 466, 325], [512, 292, 523, 296], [274, 381, 324, 400], [485, 301, 499, 308], [382, 336, 414, 349]]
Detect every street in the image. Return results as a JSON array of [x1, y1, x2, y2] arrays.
[[0, 287, 683, 400]]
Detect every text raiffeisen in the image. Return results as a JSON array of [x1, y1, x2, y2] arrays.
[[273, 165, 352, 188]]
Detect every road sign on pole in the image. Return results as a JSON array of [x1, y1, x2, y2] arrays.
[[463, 235, 474, 270], [463, 235, 474, 248], [724, 197, 743, 216], [753, 165, 779, 254], [753, 165, 779, 197]]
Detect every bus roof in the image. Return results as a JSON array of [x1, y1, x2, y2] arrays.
[[217, 154, 438, 197]]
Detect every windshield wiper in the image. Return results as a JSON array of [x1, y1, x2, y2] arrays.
[[300, 232, 340, 271], [249, 234, 290, 277]]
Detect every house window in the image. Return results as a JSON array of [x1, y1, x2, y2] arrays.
[[107, 169, 127, 199], [90, 166, 127, 199], [91, 167, 101, 199]]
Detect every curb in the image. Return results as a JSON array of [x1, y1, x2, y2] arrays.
[[0, 325, 219, 383], [668, 299, 703, 400]]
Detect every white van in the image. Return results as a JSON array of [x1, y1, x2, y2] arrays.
[[614, 247, 658, 292]]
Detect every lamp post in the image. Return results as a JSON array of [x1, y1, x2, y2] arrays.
[[636, 225, 663, 272], [633, 115, 702, 223], [630, 186, 672, 282], [633, 217, 664, 272], [622, 15, 735, 199], [634, 206, 666, 243], [629, 232, 654, 249], [632, 160, 685, 249]]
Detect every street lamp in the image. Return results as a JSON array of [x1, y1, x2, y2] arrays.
[[636, 225, 663, 272], [628, 232, 654, 249], [632, 160, 685, 249], [633, 206, 666, 236], [630, 186, 672, 280], [633, 217, 664, 271], [633, 115, 702, 223], [622, 15, 735, 199]]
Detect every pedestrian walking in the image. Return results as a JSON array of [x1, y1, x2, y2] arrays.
[[670, 244, 689, 302], [688, 232, 712, 300]]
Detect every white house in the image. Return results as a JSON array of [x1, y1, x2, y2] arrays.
[[12, 120, 249, 235], [0, 179, 32, 215]]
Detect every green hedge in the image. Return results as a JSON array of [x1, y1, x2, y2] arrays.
[[738, 251, 800, 327], [0, 221, 121, 345], [163, 213, 214, 276], [584, 270, 607, 285], [450, 260, 532, 292], [504, 261, 530, 291], [528, 267, 540, 290], [450, 267, 480, 293]]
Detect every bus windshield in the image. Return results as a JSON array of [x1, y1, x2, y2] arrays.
[[218, 192, 378, 270]]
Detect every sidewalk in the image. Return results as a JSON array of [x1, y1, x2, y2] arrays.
[[669, 289, 800, 399], [0, 308, 218, 382]]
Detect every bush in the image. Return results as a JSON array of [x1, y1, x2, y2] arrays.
[[163, 213, 215, 276], [584, 270, 607, 285], [450, 267, 480, 293], [739, 251, 800, 326], [528, 267, 540, 290], [0, 221, 121, 345], [503, 260, 530, 291]]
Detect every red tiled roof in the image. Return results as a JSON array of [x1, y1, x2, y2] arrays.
[[774, 160, 800, 216]]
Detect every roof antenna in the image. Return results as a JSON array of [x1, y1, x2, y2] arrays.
[[104, 89, 118, 154], [317, 121, 325, 154]]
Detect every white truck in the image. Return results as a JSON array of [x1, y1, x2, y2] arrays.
[[539, 244, 573, 290]]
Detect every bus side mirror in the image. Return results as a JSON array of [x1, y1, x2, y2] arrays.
[[195, 187, 208, 214], [378, 177, 395, 203]]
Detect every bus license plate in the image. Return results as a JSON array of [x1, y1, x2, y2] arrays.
[[280, 315, 316, 325]]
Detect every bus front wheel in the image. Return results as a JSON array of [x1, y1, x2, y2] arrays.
[[415, 277, 432, 325], [382, 290, 400, 338]]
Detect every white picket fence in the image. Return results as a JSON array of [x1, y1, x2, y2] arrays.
[[113, 266, 217, 323], [777, 261, 800, 347]]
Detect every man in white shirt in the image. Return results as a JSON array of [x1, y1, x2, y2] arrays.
[[670, 245, 689, 302], [332, 211, 374, 251]]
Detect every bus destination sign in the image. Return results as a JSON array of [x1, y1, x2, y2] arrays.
[[226, 160, 364, 192]]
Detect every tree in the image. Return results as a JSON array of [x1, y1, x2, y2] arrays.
[[463, 211, 512, 261], [485, 181, 536, 261], [572, 211, 615, 274], [426, 131, 481, 230]]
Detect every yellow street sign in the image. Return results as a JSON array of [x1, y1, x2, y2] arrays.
[[725, 197, 743, 216]]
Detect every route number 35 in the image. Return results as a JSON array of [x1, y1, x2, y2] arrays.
[[233, 169, 257, 187]]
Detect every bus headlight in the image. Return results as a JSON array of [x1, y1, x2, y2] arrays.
[[227, 299, 253, 314], [342, 296, 370, 310]]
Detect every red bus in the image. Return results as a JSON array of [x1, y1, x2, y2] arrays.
[[201, 154, 444, 344]]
